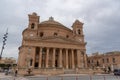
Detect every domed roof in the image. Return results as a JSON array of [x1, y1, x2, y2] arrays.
[[32, 12, 37, 16], [40, 17, 64, 26]]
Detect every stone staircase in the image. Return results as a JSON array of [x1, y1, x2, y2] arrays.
[[64, 69, 76, 74]]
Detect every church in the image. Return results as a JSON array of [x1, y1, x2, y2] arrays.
[[18, 12, 87, 75]]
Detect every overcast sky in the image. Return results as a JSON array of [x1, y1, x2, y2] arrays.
[[0, 0, 120, 59]]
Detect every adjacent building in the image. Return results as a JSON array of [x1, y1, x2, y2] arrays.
[[0, 57, 16, 69], [88, 51, 120, 72], [18, 12, 87, 75]]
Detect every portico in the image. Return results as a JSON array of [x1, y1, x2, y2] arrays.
[[33, 47, 85, 69]]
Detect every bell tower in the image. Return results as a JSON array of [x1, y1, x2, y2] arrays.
[[28, 12, 40, 30], [72, 20, 84, 42]]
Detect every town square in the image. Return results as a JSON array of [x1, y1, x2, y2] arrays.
[[0, 0, 120, 80]]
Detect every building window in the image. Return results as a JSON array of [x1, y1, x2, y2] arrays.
[[40, 32, 44, 37], [31, 23, 35, 29], [113, 58, 115, 63], [54, 32, 58, 36], [35, 62, 39, 68], [30, 59, 33, 66], [91, 60, 93, 63], [102, 59, 104, 63], [78, 29, 81, 34], [88, 60, 90, 63], [66, 35, 69, 38], [107, 58, 109, 63], [96, 61, 99, 66]]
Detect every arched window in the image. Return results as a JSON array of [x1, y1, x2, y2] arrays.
[[31, 23, 35, 29], [66, 35, 69, 38], [54, 32, 58, 36], [40, 32, 44, 37], [30, 59, 33, 66], [78, 29, 81, 34]]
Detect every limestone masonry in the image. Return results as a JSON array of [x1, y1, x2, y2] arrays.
[[18, 12, 88, 75]]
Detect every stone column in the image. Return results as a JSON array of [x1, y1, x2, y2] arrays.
[[39, 48, 42, 68], [66, 49, 68, 69], [59, 48, 62, 68], [52, 48, 55, 68], [72, 49, 75, 69], [83, 51, 87, 68], [77, 50, 81, 68], [46, 48, 49, 68], [32, 47, 35, 67]]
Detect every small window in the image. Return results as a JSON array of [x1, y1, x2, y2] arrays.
[[107, 58, 109, 63], [102, 59, 104, 63], [31, 23, 35, 29], [30, 59, 33, 66], [40, 32, 44, 37], [66, 35, 69, 38], [96, 61, 99, 66], [88, 60, 90, 63], [78, 29, 81, 34], [91, 60, 93, 63], [113, 58, 115, 63], [54, 33, 58, 36]]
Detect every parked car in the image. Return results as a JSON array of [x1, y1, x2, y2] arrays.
[[113, 69, 120, 75], [4, 69, 8, 75]]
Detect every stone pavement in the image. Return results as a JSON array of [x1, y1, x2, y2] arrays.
[[0, 72, 12, 78], [0, 72, 28, 80], [1, 72, 120, 80]]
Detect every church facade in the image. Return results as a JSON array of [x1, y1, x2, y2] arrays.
[[18, 12, 87, 75]]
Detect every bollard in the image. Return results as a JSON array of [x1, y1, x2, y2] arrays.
[[103, 75, 105, 80], [89, 75, 92, 80], [46, 77, 48, 80], [61, 76, 63, 80], [76, 76, 78, 80]]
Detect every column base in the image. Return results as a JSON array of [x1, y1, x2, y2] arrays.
[[52, 65, 55, 68], [77, 66, 80, 69], [59, 65, 62, 68], [66, 65, 68, 69], [72, 66, 75, 69]]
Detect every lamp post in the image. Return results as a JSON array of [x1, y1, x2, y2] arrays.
[[0, 29, 8, 60]]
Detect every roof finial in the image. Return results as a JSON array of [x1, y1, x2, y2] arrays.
[[49, 16, 54, 21]]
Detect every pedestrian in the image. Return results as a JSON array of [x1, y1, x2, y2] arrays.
[[15, 69, 18, 77]]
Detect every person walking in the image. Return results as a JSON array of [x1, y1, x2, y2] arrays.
[[15, 69, 18, 77]]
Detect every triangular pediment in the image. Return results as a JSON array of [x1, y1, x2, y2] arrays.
[[41, 36, 78, 44]]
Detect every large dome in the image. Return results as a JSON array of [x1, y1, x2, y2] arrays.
[[40, 17, 64, 26]]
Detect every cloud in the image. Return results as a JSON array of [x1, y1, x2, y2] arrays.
[[0, 0, 120, 59]]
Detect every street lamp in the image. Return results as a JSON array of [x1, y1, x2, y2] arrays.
[[0, 29, 8, 60]]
